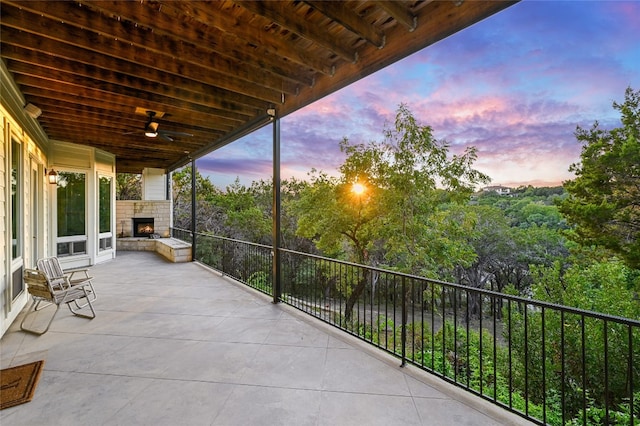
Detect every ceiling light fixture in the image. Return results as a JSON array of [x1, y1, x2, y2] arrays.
[[145, 120, 159, 137]]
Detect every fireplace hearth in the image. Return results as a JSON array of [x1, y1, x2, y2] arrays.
[[132, 217, 155, 237]]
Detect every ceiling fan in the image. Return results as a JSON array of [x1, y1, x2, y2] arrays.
[[135, 110, 193, 142]]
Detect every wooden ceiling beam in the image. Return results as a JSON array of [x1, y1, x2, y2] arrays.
[[42, 127, 201, 155], [156, 0, 327, 83], [115, 159, 173, 174], [1, 38, 281, 108], [373, 1, 417, 32], [8, 60, 264, 115], [14, 72, 261, 125], [303, 1, 385, 49], [24, 95, 238, 132], [43, 125, 207, 153], [236, 0, 358, 63], [1, 1, 313, 89], [41, 109, 144, 131], [24, 97, 239, 134], [38, 110, 221, 145], [74, 0, 333, 77], [39, 109, 202, 136], [18, 85, 249, 124]]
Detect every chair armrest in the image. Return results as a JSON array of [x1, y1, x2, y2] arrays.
[[64, 267, 91, 282], [65, 267, 89, 274]]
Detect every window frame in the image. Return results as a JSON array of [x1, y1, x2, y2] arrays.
[[54, 170, 88, 258]]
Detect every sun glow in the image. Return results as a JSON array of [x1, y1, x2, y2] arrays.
[[351, 182, 366, 195]]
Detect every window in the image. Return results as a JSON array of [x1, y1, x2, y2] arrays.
[[98, 176, 113, 251], [11, 139, 22, 260], [57, 172, 87, 257]]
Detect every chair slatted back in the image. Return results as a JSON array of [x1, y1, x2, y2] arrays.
[[23, 269, 54, 300], [37, 257, 68, 290]]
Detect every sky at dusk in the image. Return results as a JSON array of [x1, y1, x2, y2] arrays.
[[195, 1, 640, 190]]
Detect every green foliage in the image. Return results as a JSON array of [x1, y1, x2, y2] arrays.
[[507, 258, 640, 422], [477, 186, 568, 230], [115, 173, 142, 200], [209, 178, 271, 243], [352, 314, 638, 426], [247, 271, 270, 294], [172, 166, 224, 232], [559, 87, 640, 268]]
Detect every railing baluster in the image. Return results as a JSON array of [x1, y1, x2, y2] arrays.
[[604, 319, 609, 425], [454, 287, 458, 384], [582, 316, 587, 426], [441, 285, 446, 377], [542, 307, 546, 425], [479, 293, 483, 397], [508, 299, 513, 409], [525, 304, 529, 417], [466, 289, 471, 389], [561, 310, 566, 426], [370, 269, 374, 345], [629, 325, 634, 426], [491, 296, 498, 402], [431, 283, 435, 372], [401, 275, 406, 367]]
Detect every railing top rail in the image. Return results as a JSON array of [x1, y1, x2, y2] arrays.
[[180, 228, 640, 327], [172, 228, 272, 250]]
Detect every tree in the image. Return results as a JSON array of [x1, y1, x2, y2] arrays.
[[209, 178, 271, 243], [116, 173, 142, 200], [522, 257, 640, 420], [171, 166, 223, 232], [294, 104, 489, 320], [559, 87, 640, 268]]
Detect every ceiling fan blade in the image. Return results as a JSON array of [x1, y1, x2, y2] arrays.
[[159, 130, 193, 137], [159, 133, 174, 142]]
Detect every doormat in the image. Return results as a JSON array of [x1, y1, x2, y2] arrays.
[[0, 360, 45, 410]]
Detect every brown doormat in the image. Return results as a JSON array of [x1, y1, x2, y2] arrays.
[[0, 360, 45, 410]]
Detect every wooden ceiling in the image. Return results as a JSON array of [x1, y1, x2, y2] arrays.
[[1, 0, 515, 173]]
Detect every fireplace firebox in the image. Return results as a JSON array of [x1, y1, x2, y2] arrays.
[[132, 217, 155, 237]]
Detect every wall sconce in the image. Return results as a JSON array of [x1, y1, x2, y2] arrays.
[[266, 107, 276, 118], [24, 103, 42, 119], [48, 168, 58, 184]]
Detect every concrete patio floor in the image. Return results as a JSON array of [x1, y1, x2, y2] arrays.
[[1, 251, 531, 425]]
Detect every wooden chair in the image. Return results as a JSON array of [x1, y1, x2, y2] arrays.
[[37, 257, 96, 308], [20, 269, 96, 335]]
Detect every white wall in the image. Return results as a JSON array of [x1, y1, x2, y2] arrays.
[[142, 168, 167, 201]]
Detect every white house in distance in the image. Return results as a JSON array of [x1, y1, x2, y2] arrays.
[[482, 185, 512, 196]]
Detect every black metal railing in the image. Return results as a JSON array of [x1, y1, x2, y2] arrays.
[[171, 228, 640, 426], [171, 227, 192, 242], [172, 228, 273, 295]]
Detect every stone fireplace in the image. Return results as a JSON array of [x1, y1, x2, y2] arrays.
[[116, 200, 171, 238], [132, 217, 155, 237]]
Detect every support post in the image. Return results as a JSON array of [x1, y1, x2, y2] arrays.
[[191, 159, 197, 261], [272, 113, 281, 303], [401, 276, 407, 367], [166, 170, 170, 201]]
